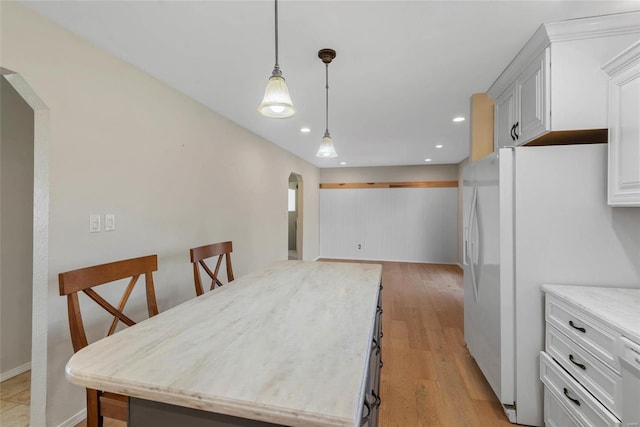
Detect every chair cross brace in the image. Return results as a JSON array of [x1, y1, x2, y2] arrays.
[[199, 256, 226, 291], [81, 274, 140, 337]]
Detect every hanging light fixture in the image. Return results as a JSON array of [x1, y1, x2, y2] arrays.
[[257, 0, 296, 118], [316, 48, 338, 158]]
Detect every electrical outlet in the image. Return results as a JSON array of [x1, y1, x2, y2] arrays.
[[358, 244, 362, 250], [105, 214, 115, 231], [89, 214, 101, 233]]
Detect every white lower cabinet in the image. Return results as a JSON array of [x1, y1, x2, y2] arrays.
[[541, 352, 621, 426], [545, 391, 582, 427], [542, 293, 623, 426], [545, 325, 623, 417]]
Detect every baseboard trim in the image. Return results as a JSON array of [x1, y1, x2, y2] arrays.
[[317, 256, 460, 265], [57, 408, 86, 427], [0, 361, 31, 382]]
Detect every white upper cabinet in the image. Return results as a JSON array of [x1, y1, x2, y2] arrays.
[[603, 41, 640, 207], [488, 12, 640, 150], [518, 51, 549, 143], [495, 50, 549, 149], [495, 82, 517, 149]]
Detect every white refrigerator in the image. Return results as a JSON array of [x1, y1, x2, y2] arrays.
[[462, 144, 640, 426]]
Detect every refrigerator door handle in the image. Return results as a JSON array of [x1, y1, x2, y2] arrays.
[[464, 226, 469, 265], [468, 185, 479, 302]]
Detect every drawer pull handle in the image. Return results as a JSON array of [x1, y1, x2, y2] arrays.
[[563, 388, 581, 406], [372, 390, 381, 408], [372, 338, 380, 355], [569, 354, 586, 370], [361, 400, 371, 424], [569, 320, 586, 333]]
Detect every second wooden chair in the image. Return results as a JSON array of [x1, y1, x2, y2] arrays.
[[189, 241, 235, 296]]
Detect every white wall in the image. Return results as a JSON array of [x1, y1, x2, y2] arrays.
[[1, 3, 319, 425], [320, 187, 458, 263], [0, 78, 34, 377], [319, 165, 458, 263]]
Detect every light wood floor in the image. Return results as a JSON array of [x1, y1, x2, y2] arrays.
[[21, 261, 512, 427], [322, 260, 512, 427], [374, 261, 511, 426]]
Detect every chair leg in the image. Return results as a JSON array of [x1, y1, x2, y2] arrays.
[[86, 388, 103, 427]]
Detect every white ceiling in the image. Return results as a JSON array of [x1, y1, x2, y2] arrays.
[[22, 1, 640, 168]]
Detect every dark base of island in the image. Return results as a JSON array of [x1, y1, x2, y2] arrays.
[[129, 397, 285, 427]]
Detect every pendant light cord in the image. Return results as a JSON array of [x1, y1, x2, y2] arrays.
[[325, 63, 330, 136], [274, 0, 280, 73]]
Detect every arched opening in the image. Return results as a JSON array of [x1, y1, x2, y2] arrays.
[[0, 68, 49, 426], [288, 173, 303, 260]]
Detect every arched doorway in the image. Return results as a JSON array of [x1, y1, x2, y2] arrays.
[[0, 68, 49, 426], [288, 173, 303, 260]]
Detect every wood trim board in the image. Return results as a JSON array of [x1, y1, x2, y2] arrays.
[[319, 181, 458, 189]]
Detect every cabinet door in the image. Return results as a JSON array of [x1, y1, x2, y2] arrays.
[[517, 49, 550, 145], [608, 56, 640, 206], [494, 83, 517, 150]]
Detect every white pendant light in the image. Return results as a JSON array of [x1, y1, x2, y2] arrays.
[[316, 49, 338, 158], [258, 0, 296, 118], [317, 135, 338, 158]]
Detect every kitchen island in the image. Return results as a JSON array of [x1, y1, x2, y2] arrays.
[[65, 260, 383, 427]]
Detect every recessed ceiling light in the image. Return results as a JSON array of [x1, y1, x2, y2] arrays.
[[300, 127, 311, 133], [340, 162, 347, 165], [424, 158, 432, 162], [453, 116, 465, 122], [435, 144, 444, 149]]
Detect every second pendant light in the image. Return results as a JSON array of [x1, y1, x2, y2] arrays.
[[316, 48, 338, 158]]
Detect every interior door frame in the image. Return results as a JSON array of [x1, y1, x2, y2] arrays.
[[289, 173, 303, 260], [1, 68, 49, 426]]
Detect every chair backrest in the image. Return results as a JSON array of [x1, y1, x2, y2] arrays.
[[58, 254, 159, 353], [189, 241, 234, 296]]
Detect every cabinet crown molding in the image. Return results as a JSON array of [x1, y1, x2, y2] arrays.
[[488, 11, 640, 100], [545, 11, 640, 43], [602, 40, 640, 76]]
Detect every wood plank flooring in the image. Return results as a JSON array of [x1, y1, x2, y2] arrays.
[[37, 261, 511, 427], [323, 260, 512, 427]]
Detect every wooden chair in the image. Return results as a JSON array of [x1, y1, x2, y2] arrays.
[[58, 254, 159, 427], [189, 241, 235, 296]]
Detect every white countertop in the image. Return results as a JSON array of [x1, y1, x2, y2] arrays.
[[65, 260, 383, 427], [542, 284, 640, 344]]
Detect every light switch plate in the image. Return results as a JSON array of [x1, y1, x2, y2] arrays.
[[105, 214, 115, 231], [89, 214, 101, 233]]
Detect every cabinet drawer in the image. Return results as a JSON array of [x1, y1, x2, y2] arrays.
[[546, 324, 622, 417], [544, 389, 582, 427], [540, 352, 620, 427], [546, 296, 621, 373]]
